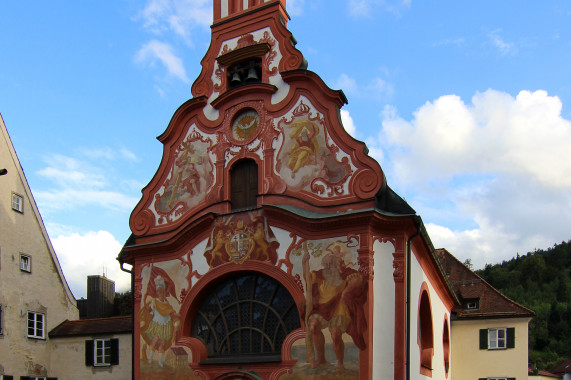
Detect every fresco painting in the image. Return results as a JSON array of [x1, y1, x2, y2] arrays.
[[285, 238, 366, 379], [154, 135, 214, 219], [276, 101, 350, 195], [203, 211, 279, 267], [139, 263, 199, 379]]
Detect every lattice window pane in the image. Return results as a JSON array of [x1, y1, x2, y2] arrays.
[[191, 273, 300, 362]]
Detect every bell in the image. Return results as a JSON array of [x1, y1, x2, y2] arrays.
[[246, 67, 259, 81], [231, 71, 242, 84]]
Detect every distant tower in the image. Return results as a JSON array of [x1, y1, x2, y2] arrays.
[[86, 275, 115, 318]]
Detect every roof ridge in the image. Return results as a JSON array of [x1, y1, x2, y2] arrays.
[[436, 248, 535, 317]]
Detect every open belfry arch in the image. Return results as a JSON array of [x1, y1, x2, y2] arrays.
[[119, 1, 457, 379]]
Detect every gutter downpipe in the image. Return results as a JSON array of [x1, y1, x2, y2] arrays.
[[406, 218, 421, 380], [120, 261, 134, 380]]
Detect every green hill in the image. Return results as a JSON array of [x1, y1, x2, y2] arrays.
[[475, 240, 571, 370]]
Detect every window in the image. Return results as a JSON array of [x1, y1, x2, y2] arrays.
[[85, 338, 119, 367], [27, 312, 45, 339], [11, 193, 23, 213], [95, 339, 111, 366], [479, 328, 515, 350], [478, 377, 515, 380], [489, 328, 506, 349], [20, 254, 31, 273], [417, 286, 433, 375], [0, 376, 14, 380], [191, 273, 300, 363], [442, 318, 450, 376], [230, 159, 258, 211], [466, 301, 479, 309], [0, 305, 3, 335]]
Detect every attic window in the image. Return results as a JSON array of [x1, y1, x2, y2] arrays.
[[466, 300, 479, 310], [227, 58, 262, 89]]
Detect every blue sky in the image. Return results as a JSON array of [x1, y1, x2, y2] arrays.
[[1, 0, 570, 298]]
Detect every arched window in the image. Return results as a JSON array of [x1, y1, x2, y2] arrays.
[[443, 317, 450, 377], [418, 286, 433, 375], [230, 159, 258, 211], [191, 273, 301, 364]]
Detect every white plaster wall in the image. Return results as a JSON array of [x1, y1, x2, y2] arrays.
[[49, 334, 132, 379], [372, 239, 396, 379], [409, 248, 451, 380], [0, 118, 79, 378]]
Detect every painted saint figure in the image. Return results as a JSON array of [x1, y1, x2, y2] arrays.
[[287, 120, 318, 175], [302, 242, 367, 373], [140, 273, 180, 367]]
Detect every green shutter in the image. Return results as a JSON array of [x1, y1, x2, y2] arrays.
[[507, 327, 515, 348], [479, 329, 488, 349], [110, 338, 120, 365], [85, 339, 94, 366]]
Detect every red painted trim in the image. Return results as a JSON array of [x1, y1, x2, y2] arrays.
[[389, 235, 406, 380], [213, 0, 222, 23], [411, 239, 457, 311]]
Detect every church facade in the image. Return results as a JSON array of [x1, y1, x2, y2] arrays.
[[118, 1, 457, 379]]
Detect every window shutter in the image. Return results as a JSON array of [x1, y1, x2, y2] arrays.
[[85, 340, 94, 366], [507, 327, 515, 348], [110, 338, 119, 365], [479, 329, 488, 349]]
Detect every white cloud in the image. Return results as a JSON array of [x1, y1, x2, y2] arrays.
[[120, 148, 139, 162], [138, 0, 211, 42], [135, 40, 190, 83], [34, 152, 140, 213], [52, 231, 131, 299], [334, 73, 393, 101], [380, 89, 571, 267], [340, 109, 357, 137], [287, 0, 306, 16], [382, 89, 571, 188], [36, 189, 139, 213], [348, 0, 410, 17], [334, 74, 358, 95], [487, 29, 517, 55]]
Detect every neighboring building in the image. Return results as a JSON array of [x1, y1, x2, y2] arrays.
[[118, 1, 458, 379], [436, 248, 534, 380], [551, 360, 571, 380], [48, 316, 133, 380], [529, 368, 562, 380], [86, 275, 116, 319], [0, 114, 79, 379]]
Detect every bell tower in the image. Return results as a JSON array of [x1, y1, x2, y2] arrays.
[[213, 0, 288, 24]]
